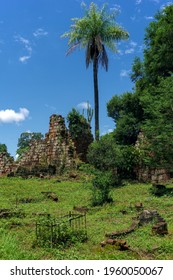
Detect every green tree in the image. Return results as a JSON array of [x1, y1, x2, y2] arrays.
[[140, 77, 173, 169], [16, 132, 44, 159], [107, 92, 144, 145], [87, 133, 139, 179], [62, 2, 129, 141], [0, 143, 8, 153], [87, 133, 121, 171], [130, 57, 144, 83], [143, 4, 173, 84], [67, 108, 93, 162]]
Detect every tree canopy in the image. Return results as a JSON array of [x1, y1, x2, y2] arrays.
[[88, 4, 173, 177], [0, 143, 8, 154], [142, 5, 173, 85]]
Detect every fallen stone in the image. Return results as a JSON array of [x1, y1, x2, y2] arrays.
[[152, 222, 168, 235]]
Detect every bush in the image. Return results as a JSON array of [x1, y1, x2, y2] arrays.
[[78, 162, 97, 175], [87, 134, 121, 171], [67, 108, 93, 162], [87, 134, 139, 180], [91, 171, 114, 206]]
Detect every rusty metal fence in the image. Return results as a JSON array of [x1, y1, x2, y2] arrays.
[[36, 211, 87, 248]]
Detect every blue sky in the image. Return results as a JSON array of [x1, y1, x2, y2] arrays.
[[0, 0, 172, 157]]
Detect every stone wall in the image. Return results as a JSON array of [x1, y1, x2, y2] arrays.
[[0, 114, 77, 176], [135, 131, 170, 183], [136, 167, 170, 183], [18, 114, 76, 174], [0, 152, 15, 176]]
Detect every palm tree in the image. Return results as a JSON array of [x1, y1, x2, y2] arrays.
[[62, 2, 129, 141]]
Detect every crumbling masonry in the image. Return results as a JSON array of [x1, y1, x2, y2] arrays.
[[0, 114, 76, 176]]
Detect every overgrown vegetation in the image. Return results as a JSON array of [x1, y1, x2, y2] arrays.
[[67, 108, 93, 162], [88, 4, 173, 176], [0, 3, 173, 261], [0, 176, 173, 260], [91, 171, 114, 206]]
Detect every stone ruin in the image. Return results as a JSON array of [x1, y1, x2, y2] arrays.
[[135, 131, 170, 183], [0, 152, 15, 176], [101, 207, 168, 253], [0, 116, 171, 182], [136, 167, 170, 183], [0, 114, 77, 176]]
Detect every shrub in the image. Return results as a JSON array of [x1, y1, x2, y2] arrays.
[[67, 108, 93, 162], [87, 134, 139, 180], [78, 162, 97, 175], [91, 171, 114, 206]]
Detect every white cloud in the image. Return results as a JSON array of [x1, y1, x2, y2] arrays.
[[119, 41, 137, 55], [117, 49, 123, 55], [145, 16, 154, 20], [77, 102, 91, 110], [33, 28, 48, 37], [14, 35, 32, 63], [130, 41, 138, 48], [125, 48, 135, 54], [15, 154, 19, 160], [120, 69, 130, 78], [101, 128, 113, 136], [110, 4, 121, 14], [160, 2, 172, 10], [19, 55, 31, 63], [0, 108, 29, 123]]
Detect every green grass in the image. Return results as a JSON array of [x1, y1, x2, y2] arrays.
[[0, 176, 173, 260]]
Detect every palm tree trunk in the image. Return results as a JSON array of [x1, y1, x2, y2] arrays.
[[93, 55, 99, 141]]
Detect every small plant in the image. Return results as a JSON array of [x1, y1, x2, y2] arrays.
[[78, 163, 97, 175], [91, 171, 114, 206]]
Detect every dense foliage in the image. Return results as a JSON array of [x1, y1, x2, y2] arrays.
[[107, 92, 144, 145], [88, 4, 173, 177], [140, 77, 173, 169], [67, 108, 93, 162], [91, 171, 114, 206], [87, 134, 139, 180], [144, 5, 173, 85], [0, 144, 8, 153]]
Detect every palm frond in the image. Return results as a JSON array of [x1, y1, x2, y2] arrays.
[[66, 42, 81, 56], [86, 42, 92, 68], [61, 2, 129, 69], [99, 45, 108, 71]]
